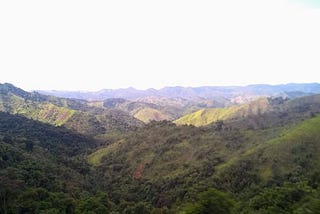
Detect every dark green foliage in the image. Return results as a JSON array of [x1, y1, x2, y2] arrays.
[[0, 113, 101, 214], [75, 192, 112, 214], [17, 188, 74, 214], [244, 182, 308, 213], [183, 188, 235, 214], [0, 112, 96, 156], [294, 193, 320, 214], [120, 201, 152, 214]]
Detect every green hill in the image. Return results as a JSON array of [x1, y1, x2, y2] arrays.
[[100, 96, 232, 124], [174, 97, 271, 126], [213, 114, 320, 213], [102, 98, 175, 123], [87, 94, 320, 212], [0, 83, 143, 137], [133, 107, 172, 123]]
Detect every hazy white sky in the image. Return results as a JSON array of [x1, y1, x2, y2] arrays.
[[1, 0, 320, 91]]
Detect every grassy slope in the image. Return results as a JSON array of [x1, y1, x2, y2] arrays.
[[215, 114, 320, 193], [101, 97, 232, 123], [174, 97, 270, 126], [0, 88, 143, 137], [133, 107, 172, 123], [88, 119, 285, 185], [87, 101, 320, 208], [0, 92, 75, 126]]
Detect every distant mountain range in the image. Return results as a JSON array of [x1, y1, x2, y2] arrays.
[[37, 83, 320, 101]]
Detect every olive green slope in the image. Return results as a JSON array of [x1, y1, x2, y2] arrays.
[[100, 96, 232, 124], [0, 83, 143, 137], [88, 95, 320, 212], [212, 114, 320, 213], [174, 97, 271, 126]]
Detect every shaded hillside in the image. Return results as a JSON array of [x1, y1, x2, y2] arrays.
[[0, 112, 102, 213], [0, 83, 143, 137], [65, 109, 143, 136], [0, 112, 96, 156]]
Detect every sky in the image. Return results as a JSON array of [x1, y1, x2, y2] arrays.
[[0, 0, 320, 91]]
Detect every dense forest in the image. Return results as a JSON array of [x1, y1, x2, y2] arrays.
[[1, 83, 320, 213]]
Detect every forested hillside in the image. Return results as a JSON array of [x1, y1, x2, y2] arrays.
[[1, 83, 320, 213], [0, 112, 100, 213], [0, 83, 143, 138]]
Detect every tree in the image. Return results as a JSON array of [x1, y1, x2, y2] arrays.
[[25, 140, 34, 152], [0, 176, 23, 214], [183, 188, 235, 214]]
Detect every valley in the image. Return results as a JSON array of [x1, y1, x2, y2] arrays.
[[1, 82, 320, 213]]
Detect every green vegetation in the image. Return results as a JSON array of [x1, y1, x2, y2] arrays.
[[175, 97, 271, 126], [0, 83, 143, 138], [134, 107, 172, 123], [2, 83, 320, 213], [181, 189, 235, 214], [88, 140, 124, 166], [0, 112, 98, 213]]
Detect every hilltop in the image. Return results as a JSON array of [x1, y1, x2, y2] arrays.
[[36, 83, 320, 124]]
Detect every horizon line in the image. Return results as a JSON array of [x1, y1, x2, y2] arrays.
[[2, 82, 319, 93]]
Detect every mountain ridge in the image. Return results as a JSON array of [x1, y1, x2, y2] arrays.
[[36, 83, 320, 101], [0, 83, 143, 138]]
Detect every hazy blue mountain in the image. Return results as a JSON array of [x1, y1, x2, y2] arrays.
[[37, 83, 320, 101]]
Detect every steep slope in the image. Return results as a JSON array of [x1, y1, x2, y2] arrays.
[[87, 94, 320, 212], [102, 98, 174, 122], [0, 112, 101, 213], [133, 107, 172, 123], [87, 119, 286, 209], [175, 97, 271, 126], [0, 112, 96, 156], [213, 115, 320, 213], [217, 114, 320, 186], [0, 83, 143, 137], [175, 94, 320, 127]]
